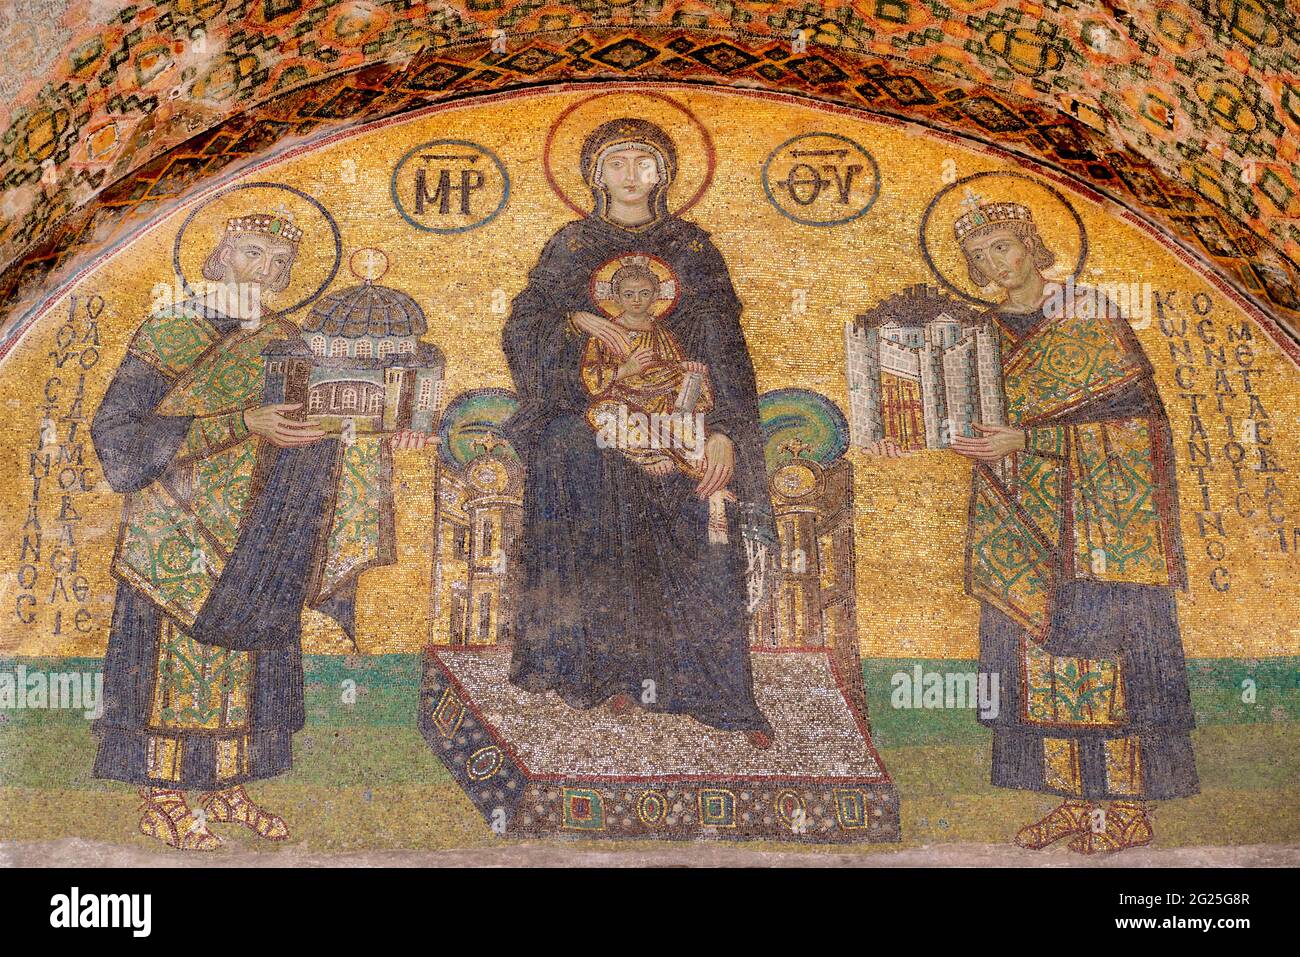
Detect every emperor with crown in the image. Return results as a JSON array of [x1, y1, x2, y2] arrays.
[[875, 195, 1199, 853], [90, 207, 429, 850]]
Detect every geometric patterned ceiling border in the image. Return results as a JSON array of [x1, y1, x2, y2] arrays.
[[2, 27, 1299, 346]]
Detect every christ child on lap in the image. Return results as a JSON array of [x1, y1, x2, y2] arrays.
[[577, 258, 733, 541]]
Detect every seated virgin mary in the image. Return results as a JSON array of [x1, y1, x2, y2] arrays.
[[501, 117, 777, 747]]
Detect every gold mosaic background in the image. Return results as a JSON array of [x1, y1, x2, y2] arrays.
[[3, 86, 1297, 659]]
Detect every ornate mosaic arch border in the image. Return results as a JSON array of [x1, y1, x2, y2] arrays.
[[3, 26, 1299, 346]]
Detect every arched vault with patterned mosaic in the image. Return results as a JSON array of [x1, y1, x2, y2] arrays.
[[2, 1, 1300, 345]]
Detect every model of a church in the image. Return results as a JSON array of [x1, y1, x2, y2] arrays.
[[845, 284, 1006, 451], [263, 249, 445, 434]]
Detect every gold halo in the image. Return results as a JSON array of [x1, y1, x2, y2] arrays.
[[919, 171, 1088, 308], [543, 91, 714, 217], [590, 253, 680, 320], [172, 182, 341, 316]]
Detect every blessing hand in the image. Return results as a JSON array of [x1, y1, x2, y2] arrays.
[[617, 345, 657, 381], [949, 422, 1026, 463]]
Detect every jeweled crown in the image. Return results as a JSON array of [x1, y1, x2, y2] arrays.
[[224, 205, 303, 244], [953, 190, 1034, 243]]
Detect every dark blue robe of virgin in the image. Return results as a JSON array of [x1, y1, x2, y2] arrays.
[[502, 214, 773, 734]]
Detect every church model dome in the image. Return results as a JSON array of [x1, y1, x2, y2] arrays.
[[303, 281, 428, 340], [263, 248, 446, 434], [295, 249, 444, 368]]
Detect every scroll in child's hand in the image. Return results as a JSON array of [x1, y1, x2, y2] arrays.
[[675, 371, 703, 414]]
